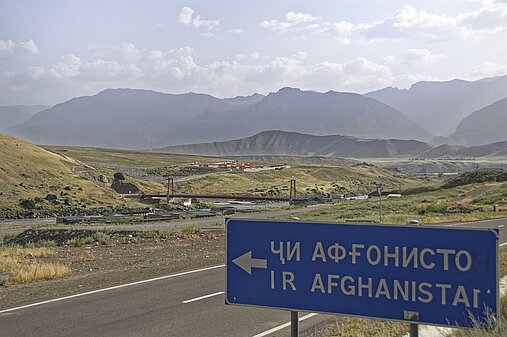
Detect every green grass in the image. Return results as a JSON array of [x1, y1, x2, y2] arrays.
[[93, 232, 110, 245], [43, 145, 437, 199], [289, 182, 507, 224], [140, 229, 179, 239], [452, 296, 507, 337], [175, 164, 432, 197], [44, 146, 223, 168], [65, 232, 111, 247], [472, 182, 507, 205]]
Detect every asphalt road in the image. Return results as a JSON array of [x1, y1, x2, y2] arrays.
[[1, 218, 506, 337], [0, 265, 333, 337]]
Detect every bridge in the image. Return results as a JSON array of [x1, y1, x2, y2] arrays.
[[140, 193, 295, 202], [140, 177, 299, 203]]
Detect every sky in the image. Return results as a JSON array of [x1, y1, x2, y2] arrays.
[[1, 0, 507, 105]]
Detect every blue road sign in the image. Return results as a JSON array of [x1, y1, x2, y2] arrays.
[[226, 219, 498, 327]]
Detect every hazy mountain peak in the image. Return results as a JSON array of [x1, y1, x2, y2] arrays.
[[7, 87, 433, 148], [366, 75, 507, 137], [443, 96, 507, 146], [272, 87, 303, 96], [0, 105, 50, 132]]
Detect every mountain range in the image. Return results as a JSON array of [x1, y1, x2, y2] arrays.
[[366, 75, 507, 137], [4, 75, 507, 150], [6, 87, 431, 149], [157, 130, 507, 159]]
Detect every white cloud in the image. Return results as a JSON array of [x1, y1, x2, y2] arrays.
[[458, 5, 507, 33], [0, 41, 401, 100], [50, 54, 81, 78], [143, 47, 201, 81], [362, 4, 507, 40], [178, 6, 219, 30], [362, 6, 462, 40], [0, 39, 39, 57], [405, 49, 445, 64], [260, 12, 356, 38], [18, 39, 39, 56], [81, 60, 143, 81], [28, 66, 45, 80], [261, 3, 507, 40], [260, 11, 321, 33], [470, 62, 507, 77], [227, 28, 243, 34], [178, 7, 194, 25], [342, 57, 391, 76], [384, 49, 445, 65], [0, 39, 15, 56]]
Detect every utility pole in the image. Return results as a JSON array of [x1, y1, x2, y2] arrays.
[[289, 177, 296, 204], [167, 177, 174, 202], [377, 183, 384, 223]]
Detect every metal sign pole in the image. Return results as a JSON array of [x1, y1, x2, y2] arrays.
[[409, 323, 418, 337], [291, 311, 298, 337]]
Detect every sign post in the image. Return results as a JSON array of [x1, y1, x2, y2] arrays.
[[226, 219, 498, 330], [291, 311, 298, 337], [410, 323, 418, 337]]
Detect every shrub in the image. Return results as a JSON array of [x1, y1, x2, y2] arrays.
[[142, 230, 160, 239], [159, 230, 177, 239], [181, 226, 200, 237], [417, 202, 449, 215], [0, 274, 9, 286], [93, 232, 110, 245], [65, 236, 95, 247], [443, 169, 507, 189]]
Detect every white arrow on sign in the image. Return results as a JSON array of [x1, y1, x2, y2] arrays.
[[232, 251, 268, 275]]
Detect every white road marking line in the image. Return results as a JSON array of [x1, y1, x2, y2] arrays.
[[0, 264, 225, 314], [498, 225, 504, 228], [500, 242, 507, 247], [252, 313, 318, 337], [444, 223, 464, 227], [182, 291, 225, 304]]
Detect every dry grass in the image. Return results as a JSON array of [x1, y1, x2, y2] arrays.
[[0, 246, 71, 285], [452, 296, 507, 337], [318, 316, 407, 337], [12, 263, 71, 283]]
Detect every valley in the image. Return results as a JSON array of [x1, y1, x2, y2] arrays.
[[2, 2, 507, 336]]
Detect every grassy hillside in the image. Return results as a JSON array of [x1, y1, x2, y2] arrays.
[[43, 145, 433, 198], [288, 181, 507, 224], [0, 134, 164, 216], [174, 163, 433, 197]]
